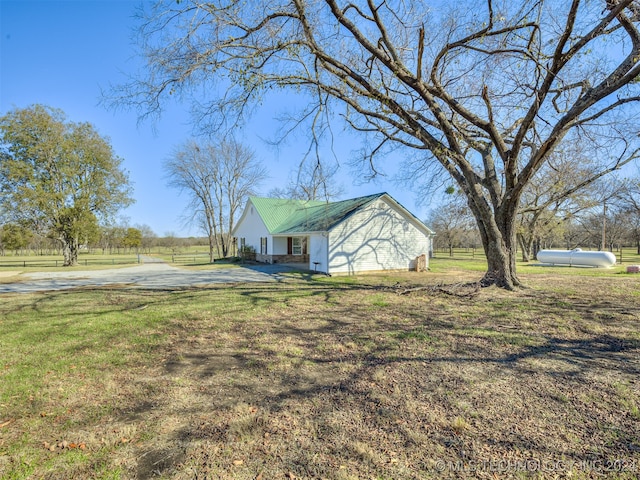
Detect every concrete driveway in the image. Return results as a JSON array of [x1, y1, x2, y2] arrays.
[[0, 261, 301, 294]]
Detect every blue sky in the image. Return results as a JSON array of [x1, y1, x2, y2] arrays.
[[0, 0, 427, 237]]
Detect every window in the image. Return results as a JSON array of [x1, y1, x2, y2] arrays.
[[287, 236, 306, 255], [292, 237, 302, 255], [260, 237, 268, 254]]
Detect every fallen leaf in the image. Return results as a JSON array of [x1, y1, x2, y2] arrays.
[[0, 419, 14, 428], [233, 459, 244, 466]]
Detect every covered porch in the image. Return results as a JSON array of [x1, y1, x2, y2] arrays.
[[255, 234, 310, 268]]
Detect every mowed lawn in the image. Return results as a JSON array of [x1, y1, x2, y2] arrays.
[[1, 264, 639, 479]]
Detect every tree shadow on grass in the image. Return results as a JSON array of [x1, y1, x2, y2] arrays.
[[7, 279, 636, 479], [127, 285, 640, 478]]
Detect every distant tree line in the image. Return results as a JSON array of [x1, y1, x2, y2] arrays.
[[428, 175, 640, 259], [0, 223, 144, 256], [0, 223, 212, 257]]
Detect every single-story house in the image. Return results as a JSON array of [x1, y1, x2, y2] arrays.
[[232, 192, 435, 275]]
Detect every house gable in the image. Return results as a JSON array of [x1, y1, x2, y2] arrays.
[[327, 196, 434, 274], [231, 198, 271, 250]]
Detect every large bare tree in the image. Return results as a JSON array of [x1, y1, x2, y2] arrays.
[[427, 191, 478, 257], [269, 159, 344, 201], [607, 173, 640, 253], [117, 0, 640, 288], [165, 138, 266, 261], [515, 146, 621, 261]]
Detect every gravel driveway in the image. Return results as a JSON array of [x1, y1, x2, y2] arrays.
[[0, 260, 300, 294]]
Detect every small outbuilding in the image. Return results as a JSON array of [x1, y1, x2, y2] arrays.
[[232, 192, 435, 275]]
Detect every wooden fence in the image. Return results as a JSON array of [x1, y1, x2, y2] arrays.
[[170, 254, 212, 265], [0, 257, 141, 268]]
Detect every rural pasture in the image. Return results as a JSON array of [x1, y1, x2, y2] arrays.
[[0, 258, 639, 479]]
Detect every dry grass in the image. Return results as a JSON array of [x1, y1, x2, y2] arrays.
[[1, 270, 639, 479], [0, 272, 22, 284]]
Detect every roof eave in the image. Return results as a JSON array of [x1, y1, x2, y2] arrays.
[[271, 230, 327, 236]]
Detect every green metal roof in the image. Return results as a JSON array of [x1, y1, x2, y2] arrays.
[[249, 197, 325, 233], [249, 193, 385, 234], [275, 193, 385, 234]]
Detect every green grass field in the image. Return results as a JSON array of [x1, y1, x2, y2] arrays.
[[0, 254, 141, 270], [1, 256, 639, 479], [0, 246, 227, 269], [3, 246, 638, 271], [430, 247, 640, 276]]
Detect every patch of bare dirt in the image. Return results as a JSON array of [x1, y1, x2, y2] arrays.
[[0, 271, 21, 278], [121, 276, 640, 478]]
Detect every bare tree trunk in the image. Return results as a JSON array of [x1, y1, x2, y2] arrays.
[[61, 236, 79, 266], [481, 233, 519, 289], [517, 233, 531, 263], [474, 202, 521, 290], [208, 239, 215, 263], [206, 215, 217, 263], [218, 209, 228, 258], [532, 238, 541, 260]]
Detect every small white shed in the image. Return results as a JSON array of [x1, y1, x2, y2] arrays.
[[232, 192, 435, 275]]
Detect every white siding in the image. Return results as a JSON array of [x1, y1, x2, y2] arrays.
[[328, 198, 431, 274], [309, 233, 329, 274], [233, 202, 270, 252], [272, 236, 288, 255]]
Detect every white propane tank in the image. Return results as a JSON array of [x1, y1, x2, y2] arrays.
[[536, 249, 616, 268]]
